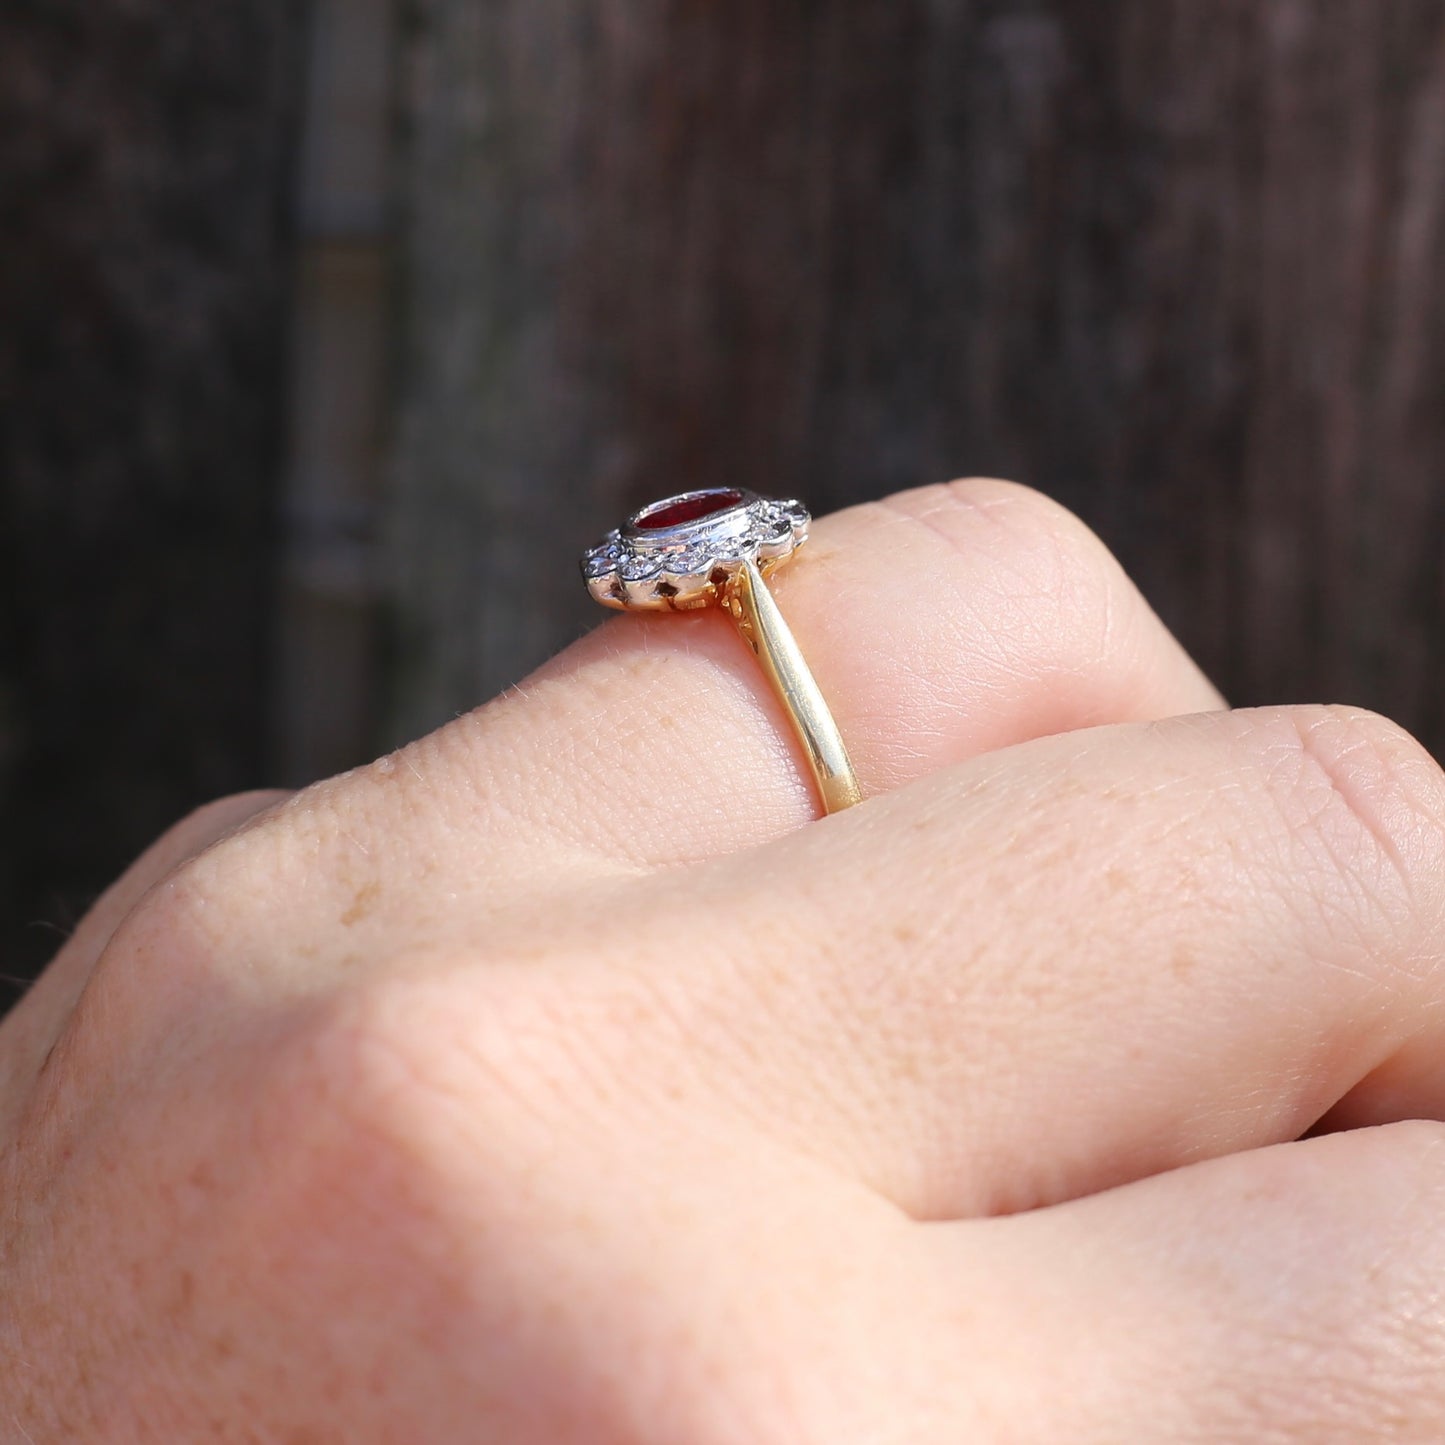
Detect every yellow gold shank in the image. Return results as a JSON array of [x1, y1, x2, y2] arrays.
[[726, 558, 863, 815]]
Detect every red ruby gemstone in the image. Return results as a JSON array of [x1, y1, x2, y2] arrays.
[[634, 489, 744, 531]]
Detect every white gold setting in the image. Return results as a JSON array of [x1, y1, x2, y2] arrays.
[[581, 488, 810, 611]]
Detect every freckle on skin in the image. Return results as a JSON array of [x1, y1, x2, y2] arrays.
[[893, 923, 918, 945], [1172, 945, 1196, 981], [340, 881, 382, 927], [892, 1048, 925, 1084]]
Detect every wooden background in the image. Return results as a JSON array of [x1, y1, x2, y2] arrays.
[[0, 5, 306, 998], [4, 0, 1445, 1001]]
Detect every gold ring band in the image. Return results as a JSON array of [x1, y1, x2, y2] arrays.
[[726, 557, 862, 814], [580, 488, 861, 816]]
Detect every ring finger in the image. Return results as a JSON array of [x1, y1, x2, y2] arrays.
[[100, 479, 1223, 981]]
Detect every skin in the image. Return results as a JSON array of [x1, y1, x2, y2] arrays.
[[3, 477, 1445, 1442]]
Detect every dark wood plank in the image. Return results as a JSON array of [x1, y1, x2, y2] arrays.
[[0, 3, 307, 994], [390, 0, 1445, 756], [7, 0, 1444, 1001]]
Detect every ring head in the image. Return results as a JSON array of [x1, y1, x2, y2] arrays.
[[581, 488, 811, 611]]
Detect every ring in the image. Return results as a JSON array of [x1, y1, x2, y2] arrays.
[[580, 487, 863, 815]]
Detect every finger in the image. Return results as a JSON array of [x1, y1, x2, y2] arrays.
[[553, 703, 1445, 1221], [474, 479, 1223, 865], [63, 481, 1221, 1045], [912, 1122, 1445, 1442], [107, 481, 1221, 977], [0, 790, 288, 1126]]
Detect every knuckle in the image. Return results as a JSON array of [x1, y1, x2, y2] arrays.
[[141, 789, 292, 872], [175, 787, 292, 838], [112, 788, 298, 931], [239, 968, 782, 1441], [227, 973, 526, 1308], [940, 476, 1121, 583], [1267, 705, 1445, 934], [100, 821, 283, 988], [927, 477, 1142, 660], [267, 966, 610, 1209], [70, 795, 312, 1077], [257, 978, 459, 1211], [65, 788, 293, 994]]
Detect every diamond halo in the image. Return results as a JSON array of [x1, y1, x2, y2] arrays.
[[581, 488, 810, 610]]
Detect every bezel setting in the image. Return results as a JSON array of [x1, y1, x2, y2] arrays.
[[580, 488, 810, 610]]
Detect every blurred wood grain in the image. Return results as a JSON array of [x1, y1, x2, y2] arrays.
[[389, 0, 1445, 746], [0, 3, 307, 993]]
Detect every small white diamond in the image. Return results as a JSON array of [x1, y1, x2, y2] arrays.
[[617, 551, 663, 581], [663, 544, 715, 576], [581, 532, 623, 577], [713, 539, 757, 569], [755, 506, 793, 539]]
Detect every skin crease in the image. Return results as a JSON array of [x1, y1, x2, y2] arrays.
[[3, 480, 1445, 1442]]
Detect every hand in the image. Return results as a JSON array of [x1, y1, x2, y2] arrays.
[[5, 480, 1443, 1442]]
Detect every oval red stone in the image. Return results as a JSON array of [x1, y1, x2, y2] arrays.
[[633, 488, 744, 531]]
